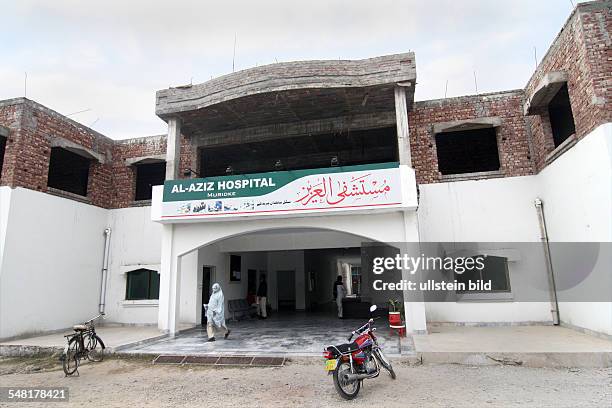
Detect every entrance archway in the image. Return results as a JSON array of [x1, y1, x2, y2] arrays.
[[158, 210, 424, 334]]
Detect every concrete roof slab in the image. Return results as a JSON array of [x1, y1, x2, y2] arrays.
[[155, 53, 416, 136]]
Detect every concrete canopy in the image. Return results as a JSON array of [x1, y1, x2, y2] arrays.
[[524, 71, 568, 115], [432, 116, 502, 134], [155, 53, 416, 137], [50, 136, 106, 163]]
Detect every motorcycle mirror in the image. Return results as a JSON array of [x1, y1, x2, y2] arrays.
[[369, 305, 377, 313]]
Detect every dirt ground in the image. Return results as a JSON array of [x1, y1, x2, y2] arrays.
[[0, 356, 610, 407]]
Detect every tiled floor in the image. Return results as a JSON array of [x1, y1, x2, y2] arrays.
[[123, 312, 409, 356]]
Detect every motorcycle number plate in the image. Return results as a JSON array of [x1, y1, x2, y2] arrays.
[[324, 359, 337, 371]]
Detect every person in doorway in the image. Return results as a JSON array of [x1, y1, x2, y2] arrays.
[[257, 274, 268, 319], [205, 283, 230, 342], [333, 275, 346, 319]]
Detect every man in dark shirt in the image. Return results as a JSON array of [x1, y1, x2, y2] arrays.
[[257, 274, 268, 319]]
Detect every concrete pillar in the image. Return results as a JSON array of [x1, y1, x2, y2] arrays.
[[165, 117, 182, 180], [158, 224, 181, 334], [394, 86, 412, 167], [401, 213, 428, 334], [395, 88, 426, 333]]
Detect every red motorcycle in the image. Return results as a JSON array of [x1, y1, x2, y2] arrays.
[[323, 305, 396, 399]]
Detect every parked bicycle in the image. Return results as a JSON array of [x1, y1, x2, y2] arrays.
[[60, 313, 106, 376]]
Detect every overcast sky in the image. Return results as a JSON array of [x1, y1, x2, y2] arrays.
[[1, 0, 583, 139]]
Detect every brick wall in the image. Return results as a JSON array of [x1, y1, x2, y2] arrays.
[[110, 136, 167, 208], [0, 98, 114, 207], [0, 2, 607, 206], [525, 1, 611, 170], [409, 91, 534, 184], [0, 103, 21, 187]]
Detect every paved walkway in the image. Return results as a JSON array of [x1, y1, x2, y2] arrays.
[[415, 325, 611, 352], [123, 313, 407, 356], [0, 324, 192, 351], [2, 314, 610, 367]]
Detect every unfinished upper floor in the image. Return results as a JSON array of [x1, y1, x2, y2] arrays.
[[0, 0, 609, 209]]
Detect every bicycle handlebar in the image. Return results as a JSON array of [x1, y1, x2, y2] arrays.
[[84, 313, 105, 325]]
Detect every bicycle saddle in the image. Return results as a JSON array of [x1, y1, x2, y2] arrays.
[[73, 324, 88, 331]]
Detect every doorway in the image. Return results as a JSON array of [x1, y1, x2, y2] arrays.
[[200, 266, 215, 326], [276, 270, 296, 311]]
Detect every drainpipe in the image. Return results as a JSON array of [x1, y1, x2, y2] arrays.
[[99, 227, 112, 314], [534, 198, 560, 325]]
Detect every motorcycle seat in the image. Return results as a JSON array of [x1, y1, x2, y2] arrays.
[[327, 342, 360, 356]]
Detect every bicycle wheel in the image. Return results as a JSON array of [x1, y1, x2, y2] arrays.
[[62, 337, 80, 376], [85, 333, 105, 362]]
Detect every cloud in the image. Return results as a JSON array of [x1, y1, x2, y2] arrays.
[[0, 0, 581, 139]]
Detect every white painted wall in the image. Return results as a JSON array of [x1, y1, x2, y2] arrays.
[[417, 124, 612, 334], [267, 251, 305, 310], [418, 176, 541, 243], [0, 187, 108, 339], [218, 229, 372, 252], [418, 175, 552, 324], [178, 251, 198, 324], [536, 123, 612, 335], [104, 206, 163, 325]]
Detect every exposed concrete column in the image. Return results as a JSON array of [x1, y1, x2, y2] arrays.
[[165, 117, 182, 180], [158, 224, 181, 335], [394, 85, 412, 167]]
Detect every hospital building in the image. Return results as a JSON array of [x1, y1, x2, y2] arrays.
[[0, 0, 610, 341]]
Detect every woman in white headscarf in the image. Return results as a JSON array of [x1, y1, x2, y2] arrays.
[[205, 283, 230, 342]]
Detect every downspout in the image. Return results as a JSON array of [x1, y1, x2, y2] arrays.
[[99, 227, 112, 314], [534, 198, 560, 325]]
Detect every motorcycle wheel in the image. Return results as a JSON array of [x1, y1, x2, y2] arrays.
[[374, 348, 396, 379], [332, 361, 361, 400]]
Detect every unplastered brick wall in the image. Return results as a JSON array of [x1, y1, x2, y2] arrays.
[[409, 91, 534, 184], [525, 0, 611, 170], [0, 97, 183, 209], [110, 135, 167, 208], [179, 134, 195, 179], [0, 103, 21, 186], [0, 98, 114, 207]]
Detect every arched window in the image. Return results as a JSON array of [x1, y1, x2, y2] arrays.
[[125, 269, 160, 300]]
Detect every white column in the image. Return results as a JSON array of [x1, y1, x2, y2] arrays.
[[401, 214, 428, 334], [394, 85, 412, 167], [165, 117, 182, 180], [158, 224, 181, 334], [159, 117, 182, 334], [395, 84, 426, 333]]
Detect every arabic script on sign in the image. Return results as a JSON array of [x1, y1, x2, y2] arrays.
[[295, 173, 391, 206]]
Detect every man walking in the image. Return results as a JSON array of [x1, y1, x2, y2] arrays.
[[257, 274, 268, 319], [333, 275, 346, 319]]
